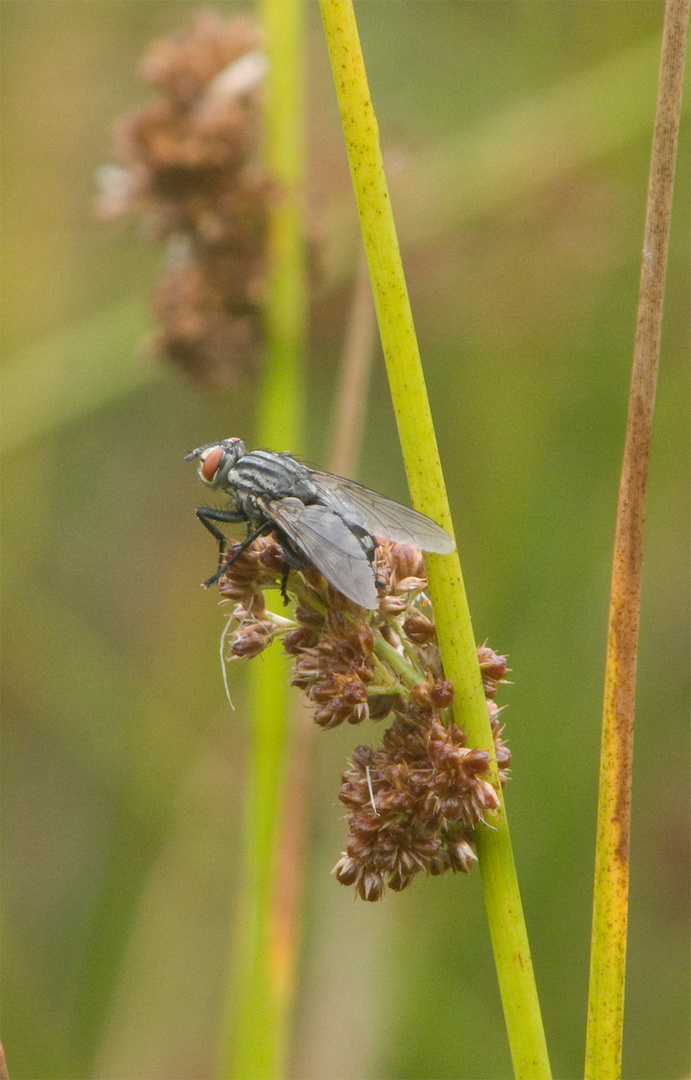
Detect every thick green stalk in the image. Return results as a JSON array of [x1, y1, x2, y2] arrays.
[[218, 2, 306, 1078], [318, 3, 550, 1077], [585, 2, 688, 1076]]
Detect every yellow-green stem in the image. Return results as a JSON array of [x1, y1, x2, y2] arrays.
[[218, 2, 306, 1077], [585, 2, 688, 1076], [318, 3, 550, 1076]]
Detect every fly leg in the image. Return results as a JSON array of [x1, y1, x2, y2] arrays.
[[195, 507, 247, 559], [204, 520, 276, 588], [194, 507, 267, 587], [195, 508, 306, 603], [273, 538, 306, 606]]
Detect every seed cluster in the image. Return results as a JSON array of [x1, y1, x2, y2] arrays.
[[217, 534, 510, 900], [98, 14, 273, 390]]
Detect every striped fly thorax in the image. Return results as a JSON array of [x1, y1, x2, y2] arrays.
[[229, 451, 317, 517]]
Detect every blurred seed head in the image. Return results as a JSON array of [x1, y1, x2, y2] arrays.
[[98, 13, 277, 391]]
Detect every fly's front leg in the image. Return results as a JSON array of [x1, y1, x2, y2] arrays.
[[204, 520, 275, 588], [195, 507, 248, 569]]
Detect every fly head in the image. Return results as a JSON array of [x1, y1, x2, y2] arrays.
[[185, 437, 247, 491]]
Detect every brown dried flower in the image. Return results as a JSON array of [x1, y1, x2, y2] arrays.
[[98, 13, 275, 390], [214, 528, 511, 900]]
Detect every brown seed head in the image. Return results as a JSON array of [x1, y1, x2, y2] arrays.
[[477, 644, 509, 698], [98, 14, 284, 391], [403, 612, 437, 644], [209, 525, 511, 902]]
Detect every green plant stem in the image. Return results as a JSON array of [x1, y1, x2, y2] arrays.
[[318, 3, 550, 1077], [373, 634, 423, 688], [218, 2, 306, 1078], [257, 0, 307, 452], [222, 661, 290, 1080], [585, 2, 689, 1077]]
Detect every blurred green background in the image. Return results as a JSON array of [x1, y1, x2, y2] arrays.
[[1, 2, 688, 1078]]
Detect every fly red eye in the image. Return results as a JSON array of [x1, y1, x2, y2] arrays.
[[200, 445, 224, 482]]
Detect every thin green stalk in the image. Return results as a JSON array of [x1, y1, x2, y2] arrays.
[[318, 3, 550, 1077], [218, 2, 306, 1077], [373, 634, 424, 688], [256, 0, 307, 452], [585, 2, 689, 1077]]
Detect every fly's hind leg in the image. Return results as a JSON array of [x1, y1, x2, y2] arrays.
[[280, 564, 291, 605]]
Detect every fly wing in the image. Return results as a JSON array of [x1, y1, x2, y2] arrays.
[[265, 497, 380, 609], [308, 471, 455, 554]]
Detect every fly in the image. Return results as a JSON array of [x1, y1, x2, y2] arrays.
[[186, 437, 455, 609]]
